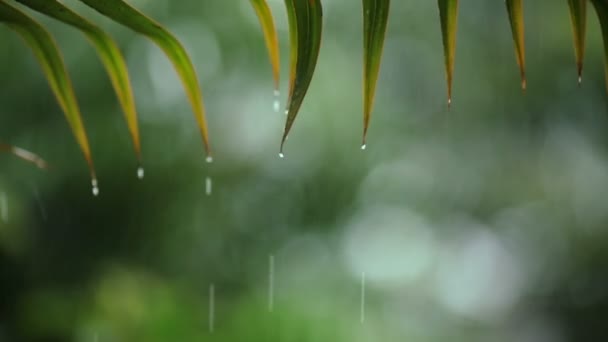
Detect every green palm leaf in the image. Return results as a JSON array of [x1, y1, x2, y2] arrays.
[[281, 0, 323, 156], [250, 0, 281, 106], [362, 0, 390, 148], [438, 0, 458, 107], [568, 0, 587, 84], [0, 0, 96, 188], [506, 0, 526, 90], [17, 0, 142, 172], [79, 0, 212, 160]]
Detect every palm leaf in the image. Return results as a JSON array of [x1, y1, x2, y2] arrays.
[[362, 0, 390, 148], [0, 142, 47, 169], [79, 0, 212, 160], [438, 0, 458, 107], [281, 0, 323, 156], [250, 0, 281, 106], [591, 0, 608, 93], [0, 0, 96, 184], [506, 0, 526, 90], [568, 0, 587, 84], [17, 0, 142, 170]]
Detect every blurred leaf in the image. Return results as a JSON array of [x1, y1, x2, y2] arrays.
[[591, 0, 608, 93], [506, 0, 526, 90], [438, 0, 458, 107], [0, 142, 47, 169], [79, 0, 212, 158], [17, 0, 142, 167], [0, 1, 95, 179], [281, 0, 323, 155], [362, 0, 390, 147], [568, 0, 587, 84], [250, 0, 281, 92]]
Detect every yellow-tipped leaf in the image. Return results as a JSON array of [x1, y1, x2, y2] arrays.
[[0, 0, 95, 180], [438, 0, 459, 107], [506, 0, 527, 90], [569, 0, 587, 84], [362, 0, 390, 148], [281, 0, 323, 155], [17, 0, 142, 165], [250, 0, 281, 92], [80, 0, 211, 158]]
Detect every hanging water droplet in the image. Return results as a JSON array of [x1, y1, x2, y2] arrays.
[[361, 144, 367, 151], [91, 178, 99, 197], [206, 156, 214, 164], [0, 191, 7, 223], [578, 75, 582, 85], [205, 176, 212, 196], [137, 166, 145, 179], [278, 152, 285, 159]]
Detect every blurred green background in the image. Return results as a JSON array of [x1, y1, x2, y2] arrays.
[[1, 0, 608, 341]]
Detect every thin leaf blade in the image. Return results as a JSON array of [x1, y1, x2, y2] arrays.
[[592, 0, 608, 93], [438, 0, 458, 107], [281, 0, 323, 154], [506, 0, 527, 90], [0, 0, 95, 179], [17, 0, 142, 166], [362, 0, 390, 147], [80, 0, 211, 158], [569, 0, 587, 84], [250, 0, 281, 92], [0, 142, 47, 169]]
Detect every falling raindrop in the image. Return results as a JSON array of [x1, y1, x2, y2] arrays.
[[137, 166, 145, 179], [268, 254, 275, 312], [360, 272, 366, 324], [208, 283, 215, 333], [273, 90, 280, 113], [205, 176, 212, 196], [0, 192, 7, 223], [91, 178, 100, 197], [206, 156, 214, 164]]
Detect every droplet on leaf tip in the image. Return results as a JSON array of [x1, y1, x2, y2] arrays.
[[278, 152, 285, 159], [137, 166, 144, 179], [206, 156, 213, 164], [91, 178, 99, 197], [361, 144, 367, 151], [578, 75, 582, 85]]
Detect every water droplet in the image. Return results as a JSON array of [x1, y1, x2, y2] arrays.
[[360, 272, 366, 324], [278, 152, 285, 159], [0, 191, 8, 223], [205, 176, 212, 196], [208, 283, 215, 333], [578, 75, 582, 85], [284, 109, 289, 116], [273, 90, 281, 113], [91, 178, 99, 197], [137, 166, 145, 179], [361, 144, 367, 151], [268, 254, 275, 312], [206, 156, 214, 164]]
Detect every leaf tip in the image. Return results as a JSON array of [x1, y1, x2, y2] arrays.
[[91, 178, 100, 197]]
